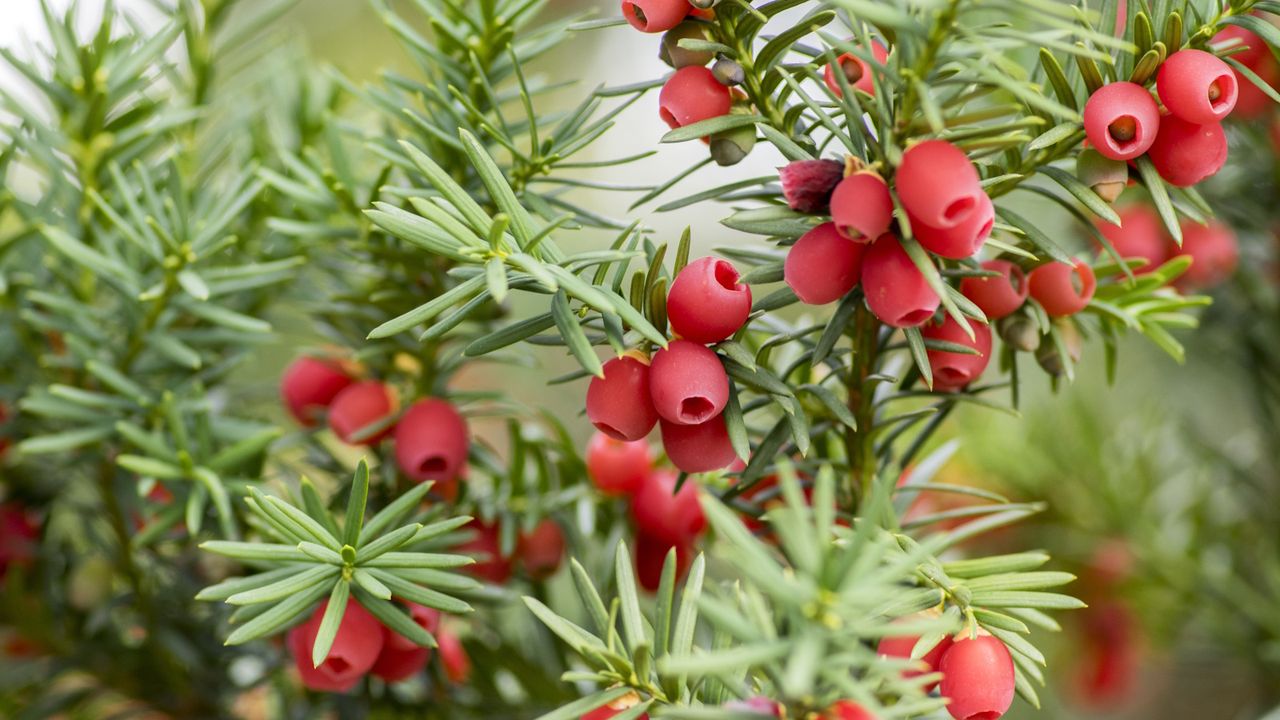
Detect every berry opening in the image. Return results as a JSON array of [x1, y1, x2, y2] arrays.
[[936, 367, 968, 385], [593, 421, 625, 441], [839, 55, 864, 84], [897, 308, 936, 326], [679, 397, 716, 423], [965, 713, 1001, 720], [943, 196, 977, 223], [1008, 265, 1027, 294], [659, 107, 679, 129], [976, 217, 994, 240], [1070, 267, 1086, 296], [1108, 116, 1137, 144], [325, 657, 351, 674], [1208, 74, 1235, 110], [627, 3, 647, 28], [419, 456, 447, 475], [713, 260, 742, 291]]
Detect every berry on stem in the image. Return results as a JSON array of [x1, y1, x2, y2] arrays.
[[281, 356, 353, 427], [1175, 218, 1239, 289], [1157, 49, 1238, 124], [823, 41, 889, 97], [456, 519, 512, 585], [862, 234, 941, 328], [517, 519, 566, 580], [1028, 260, 1096, 317], [630, 469, 706, 545], [1214, 25, 1279, 117], [921, 316, 993, 392], [660, 20, 715, 68], [831, 172, 894, 241], [878, 626, 954, 692], [660, 413, 738, 473], [659, 66, 731, 131], [960, 260, 1027, 320], [1095, 205, 1168, 273], [327, 381, 397, 446], [1147, 115, 1228, 187], [912, 191, 994, 260], [649, 340, 729, 426], [779, 159, 844, 213], [633, 530, 694, 592], [587, 355, 659, 441], [785, 222, 866, 305], [667, 257, 752, 343], [436, 626, 471, 683], [393, 398, 468, 484], [1076, 148, 1129, 204], [586, 432, 653, 496], [1082, 82, 1161, 161], [896, 140, 982, 230], [621, 0, 690, 33], [939, 635, 1016, 720], [287, 600, 385, 693], [371, 602, 438, 683]]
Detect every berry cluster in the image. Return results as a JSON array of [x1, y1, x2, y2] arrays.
[[625, 0, 758, 165], [585, 432, 707, 591], [280, 356, 469, 493], [1096, 204, 1239, 289], [1083, 45, 1243, 187], [454, 516, 566, 585], [586, 255, 749, 473], [287, 599, 470, 691]]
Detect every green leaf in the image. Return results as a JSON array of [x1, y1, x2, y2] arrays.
[[968, 591, 1087, 610], [615, 541, 647, 652], [660, 113, 763, 144], [1134, 156, 1182, 244], [353, 587, 436, 648], [552, 290, 605, 378], [226, 565, 339, 606], [359, 482, 436, 545], [343, 461, 370, 548], [224, 582, 329, 645], [524, 596, 608, 653], [311, 581, 351, 667]]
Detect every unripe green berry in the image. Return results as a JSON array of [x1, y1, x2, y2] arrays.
[[712, 58, 745, 86], [1076, 148, 1129, 204], [998, 314, 1041, 353], [1035, 319, 1082, 376], [659, 21, 716, 69], [710, 106, 757, 166]]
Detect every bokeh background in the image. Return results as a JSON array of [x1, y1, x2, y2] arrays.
[[3, 1, 1278, 718]]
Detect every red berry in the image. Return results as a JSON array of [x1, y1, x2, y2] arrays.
[[827, 700, 878, 720], [1028, 260, 1096, 316], [393, 398, 468, 484], [912, 191, 994, 260], [939, 635, 1016, 720], [630, 469, 706, 544], [649, 340, 729, 426], [878, 626, 954, 692], [831, 172, 894, 241], [287, 600, 385, 693], [896, 140, 982, 230], [862, 234, 940, 328], [785, 222, 866, 305], [436, 626, 471, 683], [517, 519, 566, 580], [281, 356, 353, 427], [823, 41, 889, 97], [779, 159, 845, 213], [1082, 82, 1161, 161], [1215, 25, 1278, 117], [659, 66, 731, 131], [660, 413, 738, 474], [1175, 218, 1239, 289], [633, 529, 694, 592], [960, 260, 1028, 320], [1073, 602, 1140, 708], [921, 316, 993, 392], [1157, 49, 1238, 124], [456, 519, 512, 585], [621, 0, 690, 33], [586, 432, 653, 496], [371, 602, 439, 683], [0, 503, 39, 579], [1147, 115, 1227, 187], [1095, 205, 1168, 273], [327, 381, 397, 446], [586, 356, 660, 442], [667, 257, 752, 343]]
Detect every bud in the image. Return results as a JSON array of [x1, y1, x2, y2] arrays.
[[712, 58, 745, 86], [998, 314, 1041, 353], [1035, 319, 1083, 377], [1076, 149, 1128, 204], [659, 20, 715, 69], [710, 106, 757, 166]]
